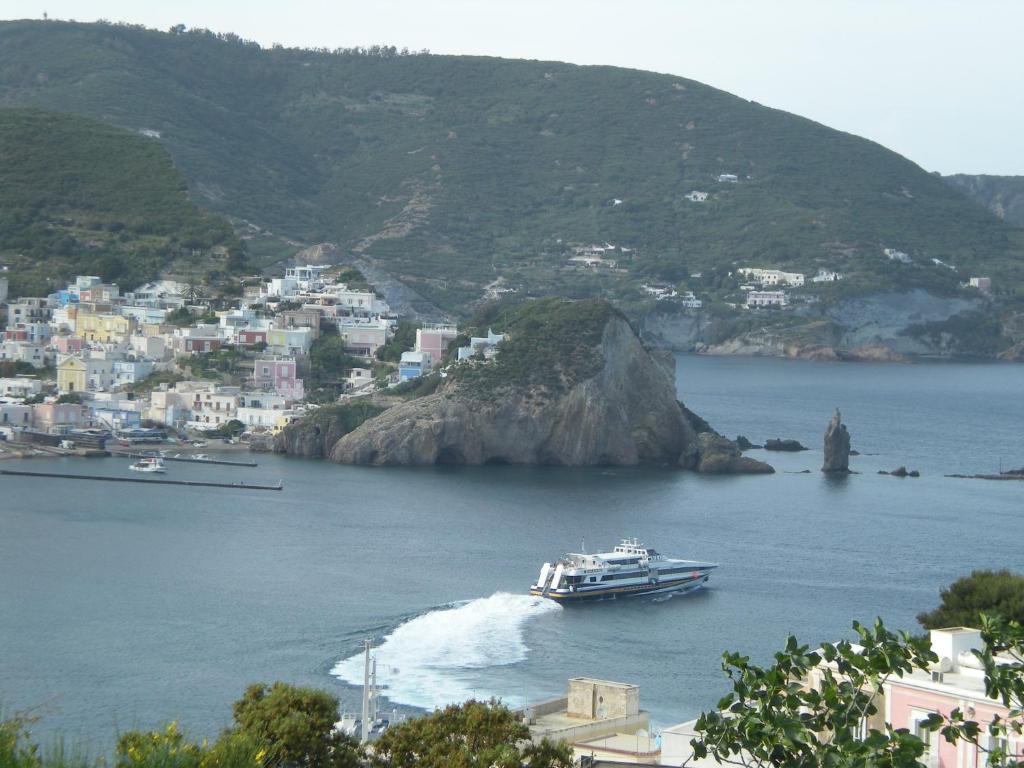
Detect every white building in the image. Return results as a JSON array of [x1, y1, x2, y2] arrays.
[[285, 265, 328, 290], [717, 173, 738, 183], [457, 329, 505, 361], [884, 247, 913, 264], [746, 290, 788, 308], [0, 376, 42, 399], [685, 191, 708, 202], [969, 276, 992, 292], [0, 341, 47, 368], [737, 268, 805, 287], [812, 269, 843, 283], [679, 291, 703, 309]]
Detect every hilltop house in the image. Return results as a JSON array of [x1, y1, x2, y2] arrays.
[[399, 351, 429, 382], [415, 324, 460, 363], [457, 329, 505, 361], [746, 291, 788, 308], [717, 173, 738, 183], [737, 268, 805, 287], [812, 269, 843, 283], [685, 190, 708, 202]]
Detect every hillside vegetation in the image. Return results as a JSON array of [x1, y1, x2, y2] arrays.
[[0, 20, 1021, 311], [0, 106, 243, 297], [945, 174, 1024, 227]]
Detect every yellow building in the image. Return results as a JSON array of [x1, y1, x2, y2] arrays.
[[57, 355, 87, 394], [75, 310, 135, 343]]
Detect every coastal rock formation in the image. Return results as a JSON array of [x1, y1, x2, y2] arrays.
[[735, 435, 762, 450], [765, 438, 808, 452], [822, 408, 851, 473], [694, 433, 774, 475], [880, 466, 919, 478], [330, 304, 699, 467]]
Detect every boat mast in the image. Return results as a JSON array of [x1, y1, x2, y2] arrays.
[[360, 639, 371, 743]]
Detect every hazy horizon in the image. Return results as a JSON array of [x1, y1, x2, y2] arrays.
[[1, 0, 1022, 176]]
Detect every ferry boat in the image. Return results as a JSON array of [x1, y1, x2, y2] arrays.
[[129, 457, 166, 473], [530, 538, 717, 602]]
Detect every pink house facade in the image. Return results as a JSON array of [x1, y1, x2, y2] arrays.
[[885, 628, 1021, 768], [253, 357, 304, 401]]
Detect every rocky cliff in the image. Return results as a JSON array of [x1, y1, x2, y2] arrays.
[[330, 308, 698, 467]]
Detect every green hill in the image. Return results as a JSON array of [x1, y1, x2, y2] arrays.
[[0, 20, 1021, 310], [945, 174, 1024, 227], [0, 106, 243, 297]]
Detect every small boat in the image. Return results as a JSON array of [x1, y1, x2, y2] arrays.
[[191, 453, 210, 461], [129, 457, 166, 473], [531, 537, 718, 602]]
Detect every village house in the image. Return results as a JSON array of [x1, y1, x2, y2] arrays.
[[884, 247, 913, 264], [685, 190, 708, 202], [415, 324, 460, 363], [188, 385, 241, 428], [457, 329, 505, 361], [75, 309, 135, 343], [338, 317, 390, 357], [968, 276, 992, 292], [275, 308, 322, 336], [32, 402, 92, 433], [284, 264, 328, 291], [717, 173, 738, 183], [266, 326, 314, 356], [177, 324, 224, 355], [746, 290, 788, 308], [0, 275, 7, 303], [0, 340, 48, 368], [0, 376, 42, 399], [399, 350, 429, 382], [344, 367, 374, 393], [812, 269, 843, 283], [57, 354, 114, 393], [252, 357, 304, 401], [0, 403, 33, 432], [678, 291, 703, 309], [112, 358, 155, 387], [737, 268, 805, 287], [6, 297, 54, 329]]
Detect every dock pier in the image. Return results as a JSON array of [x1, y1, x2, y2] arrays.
[[0, 469, 282, 491], [111, 451, 258, 467]]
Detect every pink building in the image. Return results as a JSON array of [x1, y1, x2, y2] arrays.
[[885, 627, 1021, 767], [253, 357, 304, 401], [415, 324, 459, 364], [53, 335, 84, 355], [32, 403, 91, 433]]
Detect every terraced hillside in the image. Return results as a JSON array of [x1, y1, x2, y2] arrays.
[[0, 106, 243, 297], [0, 20, 1020, 311]]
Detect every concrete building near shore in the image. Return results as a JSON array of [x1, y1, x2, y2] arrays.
[[522, 678, 656, 764]]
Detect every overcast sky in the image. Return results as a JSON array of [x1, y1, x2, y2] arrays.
[[3, 0, 1021, 175]]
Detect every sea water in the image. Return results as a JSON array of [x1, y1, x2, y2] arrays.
[[1, 355, 1021, 751]]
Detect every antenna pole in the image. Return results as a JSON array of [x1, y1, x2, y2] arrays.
[[361, 639, 371, 743]]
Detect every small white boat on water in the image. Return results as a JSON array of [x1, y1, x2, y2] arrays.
[[129, 457, 166, 473], [191, 453, 210, 461]]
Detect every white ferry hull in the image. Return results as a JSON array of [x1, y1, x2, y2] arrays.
[[530, 572, 711, 602]]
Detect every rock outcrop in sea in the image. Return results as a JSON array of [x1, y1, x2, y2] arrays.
[[277, 298, 773, 473], [764, 438, 808, 452], [693, 433, 774, 475], [330, 301, 698, 467], [822, 408, 851, 473]]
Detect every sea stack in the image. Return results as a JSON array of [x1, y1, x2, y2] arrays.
[[822, 408, 851, 473]]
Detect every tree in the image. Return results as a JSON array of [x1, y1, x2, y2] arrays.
[[688, 617, 1024, 768], [917, 569, 1024, 629], [689, 619, 939, 767], [375, 322, 417, 362], [368, 699, 573, 768], [232, 682, 361, 768]]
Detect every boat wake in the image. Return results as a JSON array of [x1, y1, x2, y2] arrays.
[[330, 592, 561, 710]]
